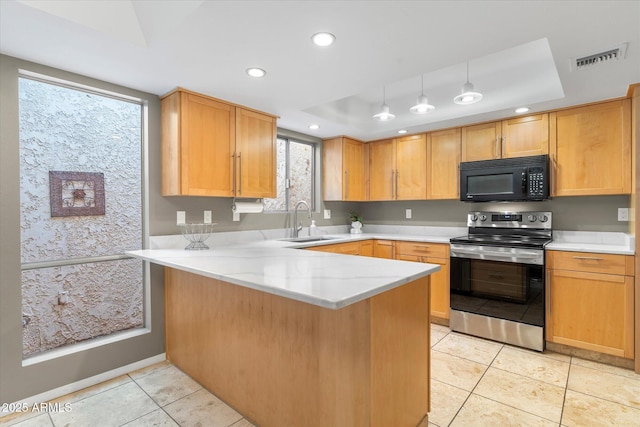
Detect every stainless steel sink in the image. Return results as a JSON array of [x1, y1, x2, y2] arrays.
[[279, 236, 338, 243]]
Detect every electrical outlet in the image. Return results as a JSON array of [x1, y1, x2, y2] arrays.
[[233, 211, 240, 222], [204, 210, 212, 224], [618, 207, 629, 221], [176, 211, 186, 225], [324, 209, 331, 219], [406, 209, 412, 219]]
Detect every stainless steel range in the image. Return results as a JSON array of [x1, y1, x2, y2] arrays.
[[449, 211, 552, 351]]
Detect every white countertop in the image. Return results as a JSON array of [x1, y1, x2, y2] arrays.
[[545, 230, 635, 255], [128, 225, 634, 310], [127, 234, 441, 310]]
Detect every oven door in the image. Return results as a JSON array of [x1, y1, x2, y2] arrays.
[[450, 244, 544, 328]]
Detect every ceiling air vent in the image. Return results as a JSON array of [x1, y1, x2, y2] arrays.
[[571, 43, 628, 71]]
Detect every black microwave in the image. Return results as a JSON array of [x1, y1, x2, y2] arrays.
[[459, 154, 550, 202]]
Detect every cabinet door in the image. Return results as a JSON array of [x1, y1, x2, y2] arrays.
[[369, 139, 395, 201], [373, 240, 395, 259], [172, 92, 235, 196], [360, 240, 374, 257], [550, 100, 631, 196], [343, 138, 366, 201], [461, 122, 501, 162], [307, 241, 361, 255], [235, 108, 277, 198], [396, 254, 450, 321], [322, 137, 344, 201], [546, 269, 634, 358], [427, 129, 460, 200], [396, 134, 427, 200], [501, 114, 549, 158]]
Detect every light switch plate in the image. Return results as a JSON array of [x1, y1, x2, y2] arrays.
[[324, 209, 331, 219], [233, 211, 240, 222], [176, 211, 186, 225], [204, 210, 212, 224], [406, 209, 412, 219]]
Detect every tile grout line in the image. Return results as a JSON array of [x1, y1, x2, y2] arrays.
[[125, 372, 184, 427], [567, 359, 640, 412]]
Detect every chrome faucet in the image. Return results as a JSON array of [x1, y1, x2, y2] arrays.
[[292, 200, 312, 237]]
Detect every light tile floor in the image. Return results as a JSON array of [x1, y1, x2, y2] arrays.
[[2, 324, 639, 427]]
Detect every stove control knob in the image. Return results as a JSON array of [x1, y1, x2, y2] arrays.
[[469, 214, 478, 221], [527, 214, 537, 222], [479, 215, 487, 222], [539, 215, 549, 223]]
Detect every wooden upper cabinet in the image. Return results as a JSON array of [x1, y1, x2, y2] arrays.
[[427, 128, 461, 200], [395, 135, 427, 200], [461, 114, 548, 162], [162, 91, 235, 196], [235, 108, 277, 198], [369, 139, 395, 201], [501, 114, 549, 158], [322, 137, 366, 201], [161, 88, 277, 198], [461, 122, 501, 162], [550, 99, 631, 196], [368, 135, 427, 201]]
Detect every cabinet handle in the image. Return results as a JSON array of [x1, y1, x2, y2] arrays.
[[238, 152, 242, 195], [345, 170, 349, 199], [572, 256, 604, 261], [501, 136, 506, 158], [546, 270, 551, 316], [232, 153, 237, 195], [495, 137, 499, 159], [551, 153, 556, 196], [391, 169, 395, 199], [395, 169, 399, 200], [456, 163, 460, 196]]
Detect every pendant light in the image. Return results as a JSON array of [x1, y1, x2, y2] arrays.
[[372, 86, 395, 121], [409, 74, 435, 114], [453, 61, 483, 105]]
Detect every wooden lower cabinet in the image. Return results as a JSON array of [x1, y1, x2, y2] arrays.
[[373, 240, 395, 259], [546, 251, 635, 359], [395, 241, 450, 323], [165, 268, 430, 427], [360, 240, 374, 257], [306, 241, 363, 255]]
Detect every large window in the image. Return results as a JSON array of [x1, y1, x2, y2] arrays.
[[264, 137, 316, 212], [19, 74, 146, 358]]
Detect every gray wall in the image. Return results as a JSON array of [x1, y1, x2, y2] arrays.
[[357, 195, 631, 232]]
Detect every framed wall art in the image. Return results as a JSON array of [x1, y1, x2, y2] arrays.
[[49, 171, 105, 217]]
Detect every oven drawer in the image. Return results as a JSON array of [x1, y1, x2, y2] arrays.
[[546, 251, 634, 275], [396, 241, 449, 258]]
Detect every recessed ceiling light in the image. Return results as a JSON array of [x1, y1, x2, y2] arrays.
[[311, 32, 335, 47], [398, 130, 408, 134], [308, 124, 320, 130], [515, 107, 530, 114], [246, 67, 266, 78]]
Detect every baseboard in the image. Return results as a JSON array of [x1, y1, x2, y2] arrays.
[[1, 353, 166, 417]]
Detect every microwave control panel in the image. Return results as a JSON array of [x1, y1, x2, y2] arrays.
[[527, 166, 546, 197]]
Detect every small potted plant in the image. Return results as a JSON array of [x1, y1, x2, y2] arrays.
[[349, 211, 363, 234]]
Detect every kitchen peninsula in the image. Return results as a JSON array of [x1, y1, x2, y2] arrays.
[[127, 241, 440, 427]]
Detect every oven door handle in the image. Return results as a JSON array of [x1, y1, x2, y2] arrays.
[[450, 247, 543, 264]]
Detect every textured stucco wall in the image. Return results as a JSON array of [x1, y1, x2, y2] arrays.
[[19, 78, 143, 356]]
